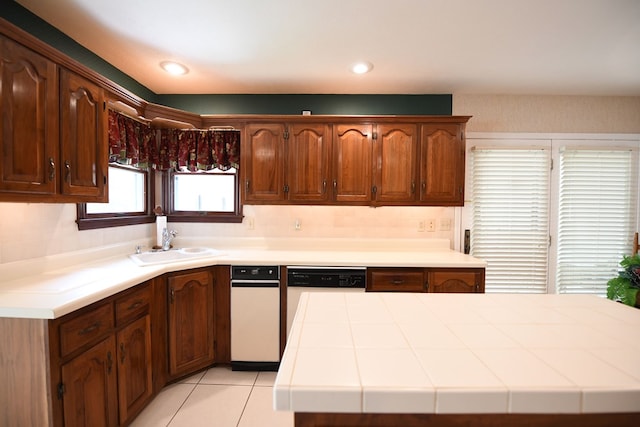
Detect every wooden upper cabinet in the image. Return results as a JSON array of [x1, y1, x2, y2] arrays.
[[333, 124, 373, 203], [0, 35, 59, 196], [286, 123, 331, 202], [242, 123, 285, 202], [419, 124, 465, 205], [59, 69, 107, 201], [374, 124, 418, 204]]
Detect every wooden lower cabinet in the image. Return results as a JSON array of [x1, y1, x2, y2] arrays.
[[428, 268, 485, 293], [2, 267, 230, 426], [367, 268, 426, 292], [167, 269, 215, 379], [115, 315, 153, 425], [51, 281, 154, 427], [367, 267, 485, 293], [60, 336, 118, 427]]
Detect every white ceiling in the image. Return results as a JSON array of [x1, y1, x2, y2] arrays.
[[16, 0, 640, 96]]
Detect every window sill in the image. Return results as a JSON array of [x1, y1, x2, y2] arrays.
[[76, 215, 155, 230]]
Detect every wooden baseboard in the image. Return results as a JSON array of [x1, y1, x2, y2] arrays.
[[294, 412, 640, 427]]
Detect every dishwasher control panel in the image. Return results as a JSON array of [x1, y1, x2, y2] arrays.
[[231, 266, 279, 280]]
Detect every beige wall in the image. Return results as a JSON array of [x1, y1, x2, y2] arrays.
[[0, 203, 455, 264], [453, 95, 640, 133]]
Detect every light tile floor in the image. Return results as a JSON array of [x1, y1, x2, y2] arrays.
[[130, 366, 294, 427]]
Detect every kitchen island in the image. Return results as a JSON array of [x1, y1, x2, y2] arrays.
[[274, 292, 640, 426]]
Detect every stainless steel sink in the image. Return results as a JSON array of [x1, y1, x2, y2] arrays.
[[129, 247, 225, 266]]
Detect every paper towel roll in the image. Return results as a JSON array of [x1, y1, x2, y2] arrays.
[[156, 216, 167, 247]]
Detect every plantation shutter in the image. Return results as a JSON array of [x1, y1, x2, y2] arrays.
[[471, 148, 550, 293], [556, 148, 638, 295]]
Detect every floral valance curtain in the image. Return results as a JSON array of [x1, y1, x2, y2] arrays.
[[108, 110, 240, 171]]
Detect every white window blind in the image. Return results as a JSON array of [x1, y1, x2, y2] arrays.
[[471, 148, 551, 293], [556, 148, 638, 295]]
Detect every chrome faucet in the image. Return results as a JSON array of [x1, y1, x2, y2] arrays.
[[162, 228, 178, 251]]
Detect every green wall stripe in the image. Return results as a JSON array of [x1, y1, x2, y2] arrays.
[[1, 1, 156, 101], [155, 94, 452, 115]]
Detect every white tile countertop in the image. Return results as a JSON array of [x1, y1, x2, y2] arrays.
[[274, 292, 640, 415], [0, 238, 485, 319]]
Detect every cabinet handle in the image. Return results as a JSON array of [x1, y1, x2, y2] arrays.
[[48, 158, 55, 182], [78, 322, 100, 336], [391, 280, 404, 285], [411, 182, 416, 194], [333, 180, 337, 193], [64, 161, 71, 182], [425, 281, 429, 292], [421, 181, 426, 193], [322, 180, 327, 194], [120, 343, 126, 364], [170, 287, 175, 303], [107, 351, 113, 374], [245, 180, 250, 192], [127, 300, 143, 311]]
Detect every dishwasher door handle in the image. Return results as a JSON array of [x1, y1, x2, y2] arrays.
[[231, 281, 279, 288]]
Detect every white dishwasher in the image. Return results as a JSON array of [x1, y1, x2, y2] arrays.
[[230, 265, 280, 371]]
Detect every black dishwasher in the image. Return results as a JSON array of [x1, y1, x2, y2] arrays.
[[286, 266, 366, 337]]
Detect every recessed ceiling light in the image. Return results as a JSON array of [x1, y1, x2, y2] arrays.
[[160, 61, 189, 75], [351, 61, 373, 74]]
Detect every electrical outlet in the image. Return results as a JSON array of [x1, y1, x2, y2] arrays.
[[440, 218, 452, 231], [418, 220, 426, 232], [247, 217, 255, 230], [295, 219, 302, 231], [427, 219, 436, 232]]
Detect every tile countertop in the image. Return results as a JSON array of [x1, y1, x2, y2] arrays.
[[0, 238, 485, 319], [274, 293, 640, 415]]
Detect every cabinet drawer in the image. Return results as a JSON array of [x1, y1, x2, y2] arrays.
[[59, 302, 114, 357], [367, 269, 425, 292], [115, 284, 151, 326]]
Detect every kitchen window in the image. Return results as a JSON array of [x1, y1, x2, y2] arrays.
[[466, 134, 640, 295], [163, 167, 242, 223], [76, 164, 154, 230]]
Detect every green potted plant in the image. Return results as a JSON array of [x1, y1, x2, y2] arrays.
[[607, 254, 640, 307]]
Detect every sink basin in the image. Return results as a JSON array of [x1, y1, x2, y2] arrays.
[[179, 247, 211, 254], [129, 247, 225, 266]]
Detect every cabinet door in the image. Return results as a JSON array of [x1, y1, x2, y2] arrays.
[[0, 36, 58, 196], [427, 268, 485, 293], [333, 124, 372, 203], [116, 315, 153, 425], [286, 123, 331, 202], [419, 124, 465, 205], [374, 124, 417, 204], [168, 270, 215, 378], [59, 69, 107, 201], [243, 123, 285, 202], [367, 268, 426, 292], [60, 336, 118, 427]]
